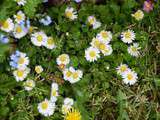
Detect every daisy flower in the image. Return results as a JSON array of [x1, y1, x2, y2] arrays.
[[65, 7, 77, 20], [50, 83, 59, 102], [88, 16, 96, 26], [143, 0, 153, 13], [62, 105, 72, 114], [69, 69, 83, 84], [35, 65, 43, 74], [31, 31, 47, 46], [116, 64, 130, 75], [14, 11, 25, 24], [14, 0, 26, 6], [13, 24, 28, 39], [97, 30, 112, 43], [122, 70, 138, 85], [17, 52, 29, 69], [100, 44, 113, 56], [38, 99, 55, 117], [0, 18, 14, 33], [87, 16, 101, 29], [10, 51, 29, 69], [62, 97, 74, 114], [85, 47, 100, 62], [43, 37, 56, 49], [92, 21, 101, 29], [23, 79, 35, 91], [13, 67, 30, 82], [128, 43, 141, 57], [95, 40, 113, 56], [64, 108, 81, 120], [121, 29, 135, 44], [64, 98, 74, 106], [131, 10, 144, 21], [90, 37, 101, 49], [63, 67, 83, 83], [63, 67, 74, 81], [56, 54, 70, 66]]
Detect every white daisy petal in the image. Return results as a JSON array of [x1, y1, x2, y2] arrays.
[[85, 47, 100, 62], [31, 31, 47, 46], [122, 70, 138, 85], [1, 18, 14, 32], [121, 29, 135, 44], [38, 99, 55, 117], [128, 43, 141, 57]]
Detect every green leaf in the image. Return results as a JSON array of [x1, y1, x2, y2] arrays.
[[23, 0, 42, 18]]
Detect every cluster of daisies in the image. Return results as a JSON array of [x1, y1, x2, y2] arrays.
[[62, 98, 74, 114], [62, 98, 81, 120], [116, 64, 138, 85], [9, 50, 44, 90], [65, 6, 101, 29], [121, 29, 141, 57], [0, 10, 30, 39], [31, 31, 56, 49], [10, 50, 35, 91], [38, 83, 58, 116], [56, 54, 83, 84], [4, 0, 154, 119], [10, 50, 30, 82], [38, 83, 81, 119], [85, 30, 113, 62]]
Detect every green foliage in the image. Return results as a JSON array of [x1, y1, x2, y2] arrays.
[[24, 0, 42, 18]]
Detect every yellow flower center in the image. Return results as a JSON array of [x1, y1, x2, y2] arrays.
[[101, 32, 108, 38], [120, 65, 127, 72], [17, 70, 24, 77], [18, 57, 25, 64], [52, 89, 57, 96], [89, 51, 96, 58], [16, 14, 22, 21], [2, 21, 9, 29], [66, 11, 73, 18], [127, 73, 133, 80], [37, 35, 43, 42], [47, 38, 54, 45], [131, 47, 137, 52], [35, 66, 42, 73], [16, 26, 22, 33], [93, 39, 100, 48], [124, 32, 131, 39], [89, 18, 95, 25], [41, 101, 48, 110], [66, 71, 72, 77], [73, 72, 79, 79], [59, 55, 67, 62], [26, 81, 33, 87], [29, 26, 33, 33], [65, 109, 81, 120], [99, 43, 106, 51]]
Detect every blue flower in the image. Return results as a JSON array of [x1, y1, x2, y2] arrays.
[[9, 61, 18, 68], [0, 34, 9, 44], [74, 0, 82, 3], [39, 16, 52, 26], [26, 19, 31, 29]]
